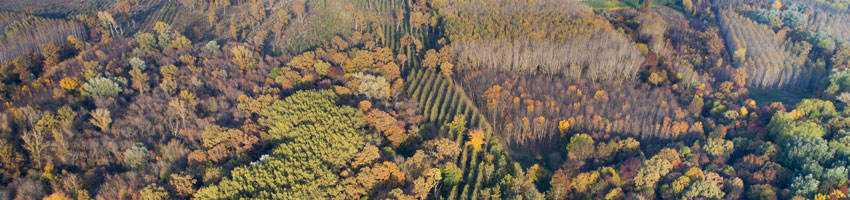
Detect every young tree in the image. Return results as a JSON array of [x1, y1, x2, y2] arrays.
[[90, 108, 111, 131]]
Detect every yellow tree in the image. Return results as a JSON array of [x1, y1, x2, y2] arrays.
[[231, 46, 257, 70], [466, 129, 486, 152]]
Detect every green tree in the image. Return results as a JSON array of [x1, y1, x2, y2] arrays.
[[130, 57, 146, 71], [783, 136, 832, 168], [566, 133, 595, 160], [205, 41, 220, 53], [790, 174, 819, 197], [140, 183, 169, 200], [196, 90, 367, 199], [123, 143, 148, 168], [135, 32, 156, 50], [83, 77, 123, 97], [635, 150, 677, 190], [353, 73, 390, 100], [683, 181, 725, 199], [703, 138, 734, 158], [440, 163, 462, 187]]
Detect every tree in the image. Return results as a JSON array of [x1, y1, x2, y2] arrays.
[[466, 130, 486, 152], [59, 77, 81, 92], [135, 32, 156, 50], [558, 120, 570, 136], [424, 138, 462, 162], [205, 41, 220, 53], [231, 46, 257, 70], [365, 109, 406, 147], [635, 152, 676, 190], [130, 69, 150, 94], [292, 0, 307, 23], [649, 72, 663, 86], [83, 77, 123, 97], [353, 73, 390, 99], [414, 168, 442, 199], [90, 108, 111, 131], [566, 134, 595, 160], [440, 163, 462, 188], [123, 143, 148, 168], [423, 49, 439, 71], [0, 140, 24, 182], [790, 174, 819, 197], [140, 183, 169, 200], [782, 136, 832, 168], [683, 181, 725, 199], [683, 0, 694, 14], [41, 42, 62, 68], [43, 192, 71, 200], [169, 173, 196, 197], [189, 125, 258, 164], [703, 138, 734, 158], [549, 169, 572, 200], [129, 57, 146, 71]]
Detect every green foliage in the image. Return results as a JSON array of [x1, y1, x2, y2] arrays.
[[205, 41, 220, 53], [140, 183, 169, 200], [129, 57, 146, 71], [782, 136, 832, 168], [768, 111, 827, 144], [790, 174, 820, 197], [683, 181, 725, 199], [441, 163, 462, 187], [135, 32, 156, 50], [566, 133, 595, 160], [197, 90, 366, 199], [353, 73, 390, 100], [123, 143, 148, 169], [635, 150, 676, 190], [83, 77, 123, 97], [824, 69, 850, 97], [703, 138, 734, 158]]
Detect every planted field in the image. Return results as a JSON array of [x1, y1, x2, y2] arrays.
[[405, 69, 490, 131], [0, 12, 85, 61], [718, 9, 824, 90]]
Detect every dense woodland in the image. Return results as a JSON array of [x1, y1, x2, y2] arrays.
[[3, 0, 850, 199]]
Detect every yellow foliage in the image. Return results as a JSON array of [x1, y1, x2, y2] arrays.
[[466, 130, 486, 152], [684, 167, 705, 180], [772, 0, 782, 9], [43, 192, 72, 200], [558, 120, 570, 136], [740, 107, 748, 117], [831, 189, 846, 199], [59, 78, 81, 91]]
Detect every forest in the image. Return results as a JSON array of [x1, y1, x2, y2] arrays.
[[3, 0, 850, 199]]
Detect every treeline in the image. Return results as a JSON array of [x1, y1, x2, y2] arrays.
[[439, 0, 643, 82], [459, 70, 701, 150], [0, 12, 85, 62], [718, 9, 824, 90]]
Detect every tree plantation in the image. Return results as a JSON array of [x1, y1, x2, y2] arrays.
[[3, 0, 850, 199]]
